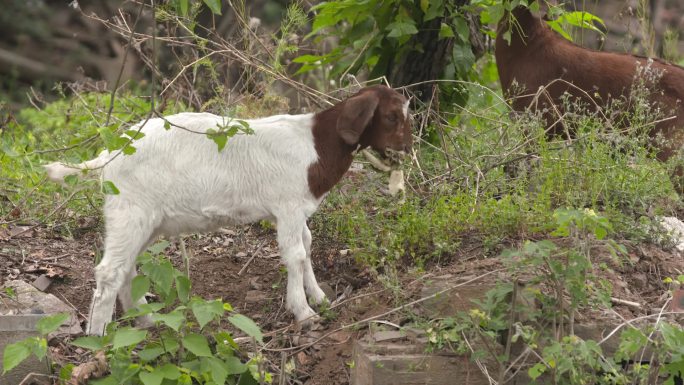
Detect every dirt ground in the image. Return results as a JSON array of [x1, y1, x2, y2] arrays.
[[0, 211, 682, 384]]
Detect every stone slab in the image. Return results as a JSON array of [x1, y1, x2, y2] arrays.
[[0, 315, 49, 385], [420, 280, 495, 318], [351, 340, 490, 385]]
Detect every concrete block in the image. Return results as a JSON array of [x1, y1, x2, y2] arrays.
[[351, 339, 490, 385], [0, 315, 50, 385], [420, 279, 495, 318], [0, 280, 82, 384]]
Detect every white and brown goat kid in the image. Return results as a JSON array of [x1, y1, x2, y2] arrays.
[[45, 85, 413, 335]]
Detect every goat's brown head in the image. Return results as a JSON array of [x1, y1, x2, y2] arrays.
[[336, 85, 413, 160]]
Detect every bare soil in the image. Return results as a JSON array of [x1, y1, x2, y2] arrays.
[[0, 210, 681, 384]]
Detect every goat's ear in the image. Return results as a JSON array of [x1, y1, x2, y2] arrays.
[[337, 92, 380, 145]]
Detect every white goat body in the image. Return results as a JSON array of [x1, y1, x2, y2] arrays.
[[44, 85, 413, 335]]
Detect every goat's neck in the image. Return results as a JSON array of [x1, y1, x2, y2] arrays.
[[497, 6, 545, 54], [307, 104, 358, 199]]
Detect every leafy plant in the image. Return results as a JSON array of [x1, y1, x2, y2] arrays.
[[3, 242, 268, 384], [424, 209, 683, 384], [66, 241, 269, 385], [2, 313, 70, 374]]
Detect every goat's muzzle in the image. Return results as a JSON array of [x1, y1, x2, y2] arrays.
[[384, 148, 407, 165]]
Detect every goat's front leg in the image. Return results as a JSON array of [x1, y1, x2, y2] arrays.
[[302, 225, 327, 305], [87, 206, 154, 335], [277, 215, 318, 327]]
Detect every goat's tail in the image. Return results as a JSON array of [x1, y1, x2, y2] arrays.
[[44, 151, 112, 183]]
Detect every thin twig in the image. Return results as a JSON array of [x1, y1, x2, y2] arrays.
[[238, 240, 267, 276]]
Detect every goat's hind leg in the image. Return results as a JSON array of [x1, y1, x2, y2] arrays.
[[87, 206, 155, 335], [117, 263, 154, 328]]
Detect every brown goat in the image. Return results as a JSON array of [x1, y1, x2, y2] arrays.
[[495, 5, 684, 161]]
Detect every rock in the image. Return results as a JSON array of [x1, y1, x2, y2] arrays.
[[31, 274, 52, 292], [296, 351, 310, 365], [244, 290, 267, 303]]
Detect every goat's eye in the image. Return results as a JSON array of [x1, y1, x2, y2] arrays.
[[386, 114, 398, 123]]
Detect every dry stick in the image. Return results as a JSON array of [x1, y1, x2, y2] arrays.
[[462, 332, 498, 385], [610, 296, 642, 309], [499, 280, 518, 383], [278, 351, 287, 385], [238, 240, 267, 276], [18, 372, 57, 385]]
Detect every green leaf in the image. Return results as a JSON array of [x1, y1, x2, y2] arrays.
[[386, 21, 418, 38], [528, 362, 546, 379], [228, 314, 263, 343], [439, 23, 454, 39], [177, 0, 189, 16], [158, 363, 181, 380], [101, 180, 120, 195], [202, 357, 228, 385], [163, 120, 171, 130], [36, 312, 70, 335], [139, 369, 164, 385], [31, 338, 47, 359], [139, 346, 165, 362], [131, 275, 150, 303], [112, 327, 147, 349], [60, 364, 75, 381], [203, 0, 222, 15], [145, 259, 174, 295], [208, 131, 228, 152], [122, 144, 136, 155], [124, 129, 145, 140], [3, 342, 31, 373], [225, 356, 247, 375], [183, 333, 213, 357], [176, 275, 191, 303], [424, 0, 445, 21], [151, 311, 185, 332], [71, 336, 105, 351], [147, 240, 170, 255], [90, 375, 119, 385], [291, 54, 325, 64], [191, 298, 225, 330]]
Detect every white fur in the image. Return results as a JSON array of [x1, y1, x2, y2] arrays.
[[45, 112, 328, 335]]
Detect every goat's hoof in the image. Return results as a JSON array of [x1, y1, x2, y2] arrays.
[[308, 290, 328, 306], [309, 282, 334, 305], [295, 309, 321, 331]]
